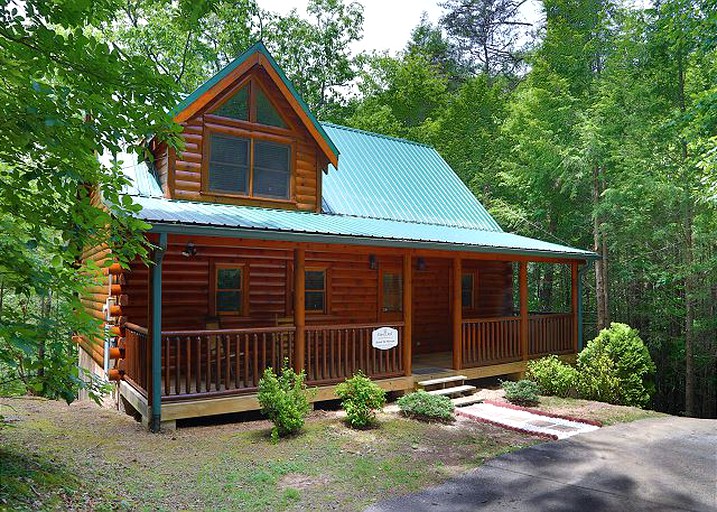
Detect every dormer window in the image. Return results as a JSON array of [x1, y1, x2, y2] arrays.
[[205, 78, 292, 201], [207, 133, 292, 200]]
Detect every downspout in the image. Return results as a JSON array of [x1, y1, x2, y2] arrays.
[[577, 261, 594, 351], [151, 232, 167, 433]]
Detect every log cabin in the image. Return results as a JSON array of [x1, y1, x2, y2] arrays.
[[79, 42, 598, 430]]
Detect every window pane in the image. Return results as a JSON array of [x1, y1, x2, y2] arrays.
[[217, 268, 241, 290], [214, 85, 249, 120], [253, 141, 290, 199], [217, 291, 241, 313], [305, 291, 325, 312], [209, 134, 249, 194], [462, 274, 473, 308], [255, 87, 287, 128], [305, 270, 325, 291], [382, 272, 402, 312]]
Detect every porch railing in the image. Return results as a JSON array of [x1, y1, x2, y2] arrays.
[[462, 316, 521, 367], [305, 322, 404, 385], [462, 313, 574, 368], [124, 323, 149, 395], [159, 326, 296, 400], [528, 313, 573, 357]]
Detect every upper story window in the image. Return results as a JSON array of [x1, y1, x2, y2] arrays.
[[207, 134, 291, 199], [206, 78, 292, 200]]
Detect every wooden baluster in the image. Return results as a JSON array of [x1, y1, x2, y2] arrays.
[[253, 334, 259, 387], [185, 334, 191, 394], [163, 336, 169, 396], [175, 336, 181, 395]]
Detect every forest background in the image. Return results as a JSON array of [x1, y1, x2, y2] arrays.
[[1, 0, 714, 418]]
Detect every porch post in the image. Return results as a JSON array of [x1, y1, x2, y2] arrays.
[[519, 261, 529, 361], [293, 247, 306, 372], [571, 262, 579, 354], [149, 232, 167, 433], [402, 252, 412, 376], [452, 256, 462, 370]]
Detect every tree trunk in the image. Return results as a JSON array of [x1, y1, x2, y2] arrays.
[[593, 164, 608, 330]]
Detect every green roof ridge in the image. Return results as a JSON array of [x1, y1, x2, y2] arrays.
[[171, 41, 339, 159], [321, 122, 433, 149]]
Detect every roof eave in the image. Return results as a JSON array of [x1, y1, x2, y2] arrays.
[[147, 221, 598, 262]]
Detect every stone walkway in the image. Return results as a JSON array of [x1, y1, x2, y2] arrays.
[[457, 402, 600, 439]]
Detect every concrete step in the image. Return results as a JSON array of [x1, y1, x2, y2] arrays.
[[417, 375, 468, 389], [451, 394, 484, 407], [427, 384, 477, 397]]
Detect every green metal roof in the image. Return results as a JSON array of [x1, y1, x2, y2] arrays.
[[132, 196, 596, 260], [321, 124, 502, 231], [171, 41, 339, 160]]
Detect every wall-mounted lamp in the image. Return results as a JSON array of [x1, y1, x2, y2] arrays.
[[416, 257, 426, 271], [181, 242, 197, 258], [368, 254, 378, 270]]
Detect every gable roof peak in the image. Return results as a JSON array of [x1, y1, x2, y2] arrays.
[[172, 41, 339, 167]]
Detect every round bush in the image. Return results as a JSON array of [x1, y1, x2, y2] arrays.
[[577, 323, 655, 407], [257, 362, 312, 441], [397, 390, 455, 422], [526, 355, 578, 397], [335, 371, 386, 428], [501, 379, 539, 406]]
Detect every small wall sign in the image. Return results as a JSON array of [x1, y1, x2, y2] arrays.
[[372, 327, 399, 350]]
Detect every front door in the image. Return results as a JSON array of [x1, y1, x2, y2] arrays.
[[379, 265, 403, 323]]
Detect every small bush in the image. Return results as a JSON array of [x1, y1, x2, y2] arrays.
[[577, 323, 655, 407], [526, 355, 578, 397], [397, 390, 454, 422], [257, 361, 312, 441], [502, 379, 539, 406], [335, 371, 386, 428]]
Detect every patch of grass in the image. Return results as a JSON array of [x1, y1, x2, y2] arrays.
[[534, 396, 667, 425], [0, 398, 538, 511]]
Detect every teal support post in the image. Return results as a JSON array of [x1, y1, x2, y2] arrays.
[[150, 232, 167, 432], [577, 261, 593, 350]]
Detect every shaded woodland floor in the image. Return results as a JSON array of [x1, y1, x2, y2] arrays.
[[0, 396, 664, 511]]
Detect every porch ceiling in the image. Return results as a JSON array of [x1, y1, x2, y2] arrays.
[[132, 196, 598, 261]]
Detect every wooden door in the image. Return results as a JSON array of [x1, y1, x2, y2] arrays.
[[379, 265, 403, 323]]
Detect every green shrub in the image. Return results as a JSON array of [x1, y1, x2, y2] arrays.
[[577, 323, 655, 407], [335, 371, 386, 428], [526, 355, 578, 397], [257, 361, 312, 441], [397, 390, 455, 422], [502, 379, 539, 406]]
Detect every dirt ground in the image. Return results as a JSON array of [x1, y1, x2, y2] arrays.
[[0, 397, 536, 512]]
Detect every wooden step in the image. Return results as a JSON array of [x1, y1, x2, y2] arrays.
[[427, 384, 477, 397], [452, 394, 484, 407], [417, 375, 468, 388]]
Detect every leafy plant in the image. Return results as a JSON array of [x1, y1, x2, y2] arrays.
[[335, 371, 386, 428], [526, 355, 578, 397], [577, 323, 656, 407], [501, 379, 539, 406], [257, 361, 312, 442], [397, 390, 455, 422]]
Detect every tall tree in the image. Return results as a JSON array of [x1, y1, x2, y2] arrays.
[[0, 0, 183, 400], [439, 0, 533, 81]]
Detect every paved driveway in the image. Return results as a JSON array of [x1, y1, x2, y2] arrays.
[[366, 417, 717, 512]]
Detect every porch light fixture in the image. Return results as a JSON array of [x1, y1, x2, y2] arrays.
[[416, 257, 426, 271], [181, 242, 197, 258], [369, 254, 378, 270]]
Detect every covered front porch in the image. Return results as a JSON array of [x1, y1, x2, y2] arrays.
[[112, 232, 584, 426]]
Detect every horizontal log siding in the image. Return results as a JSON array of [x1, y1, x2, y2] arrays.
[[79, 243, 111, 365], [164, 67, 321, 211]]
